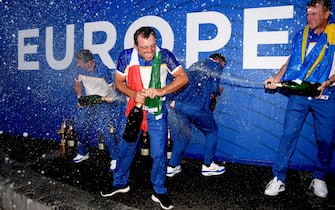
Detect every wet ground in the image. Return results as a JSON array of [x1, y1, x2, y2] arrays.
[[0, 134, 334, 210]]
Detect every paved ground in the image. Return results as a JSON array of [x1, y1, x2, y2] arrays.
[[0, 134, 334, 210]]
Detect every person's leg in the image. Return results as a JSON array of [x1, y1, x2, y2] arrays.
[[168, 107, 192, 167], [111, 102, 140, 188], [265, 96, 310, 196], [312, 98, 335, 180], [75, 107, 92, 155], [112, 133, 140, 188], [94, 103, 120, 173], [148, 111, 168, 195], [103, 102, 126, 161], [191, 110, 225, 176], [272, 96, 309, 182], [193, 111, 218, 165], [100, 115, 136, 197]]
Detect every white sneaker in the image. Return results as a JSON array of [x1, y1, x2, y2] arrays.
[[72, 153, 89, 163], [310, 178, 328, 198], [110, 160, 117, 171], [264, 177, 285, 196], [100, 185, 130, 197], [201, 162, 225, 176], [166, 165, 181, 177]]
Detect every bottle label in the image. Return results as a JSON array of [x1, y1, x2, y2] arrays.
[[167, 151, 172, 159], [67, 140, 74, 147], [98, 143, 105, 150], [141, 148, 149, 156]]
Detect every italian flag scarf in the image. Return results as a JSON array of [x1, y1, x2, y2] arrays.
[[125, 47, 162, 132]]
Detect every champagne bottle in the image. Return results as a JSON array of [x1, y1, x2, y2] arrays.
[[98, 131, 105, 150], [167, 126, 173, 159], [58, 117, 67, 155], [61, 117, 67, 131], [66, 120, 75, 147], [78, 95, 102, 106], [122, 103, 143, 143], [140, 131, 150, 156], [273, 81, 321, 97]]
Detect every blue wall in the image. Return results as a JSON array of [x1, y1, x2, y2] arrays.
[[1, 0, 334, 172]]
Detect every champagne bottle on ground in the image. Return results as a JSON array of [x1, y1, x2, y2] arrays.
[[58, 117, 67, 155], [167, 126, 173, 159], [98, 131, 105, 150], [66, 120, 75, 147], [123, 103, 143, 143], [141, 131, 150, 156]]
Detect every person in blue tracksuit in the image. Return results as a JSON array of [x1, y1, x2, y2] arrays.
[[166, 53, 226, 177], [264, 0, 335, 198], [72, 49, 121, 169], [100, 27, 188, 210]]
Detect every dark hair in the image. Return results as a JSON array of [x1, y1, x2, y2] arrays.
[[307, 0, 332, 11], [76, 49, 93, 63], [209, 53, 226, 63], [134, 27, 156, 46]]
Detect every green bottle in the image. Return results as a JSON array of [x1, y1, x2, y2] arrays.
[[275, 81, 321, 97], [78, 95, 102, 106]]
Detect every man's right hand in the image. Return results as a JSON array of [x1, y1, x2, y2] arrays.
[[264, 77, 278, 89], [133, 89, 147, 104]]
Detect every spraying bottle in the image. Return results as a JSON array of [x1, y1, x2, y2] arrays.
[[269, 81, 321, 97], [123, 103, 143, 143]]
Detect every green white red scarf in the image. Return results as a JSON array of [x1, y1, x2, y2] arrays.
[[125, 47, 162, 132]]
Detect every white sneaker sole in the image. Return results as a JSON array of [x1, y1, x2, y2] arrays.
[[100, 185, 130, 197], [166, 169, 181, 177], [73, 156, 89, 163], [202, 169, 225, 176], [313, 190, 327, 198], [264, 187, 285, 196], [151, 194, 174, 210], [310, 179, 328, 198]]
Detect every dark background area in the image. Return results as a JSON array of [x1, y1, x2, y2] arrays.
[[0, 134, 334, 210]]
